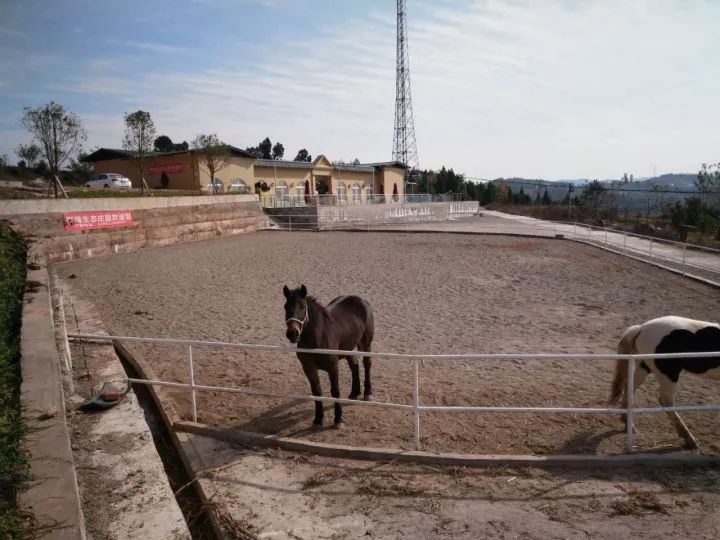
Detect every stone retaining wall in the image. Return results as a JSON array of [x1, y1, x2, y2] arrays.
[[3, 197, 267, 262]]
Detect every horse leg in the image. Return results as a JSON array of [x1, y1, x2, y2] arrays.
[[346, 357, 361, 400], [620, 360, 650, 428], [302, 363, 324, 426], [358, 338, 374, 401], [328, 361, 343, 426], [658, 375, 699, 450], [362, 357, 373, 401]]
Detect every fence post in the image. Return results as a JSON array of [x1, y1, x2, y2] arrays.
[[413, 359, 421, 450], [289, 215, 292, 232], [625, 357, 635, 453], [623, 232, 627, 254], [574, 222, 577, 238], [682, 243, 687, 276], [604, 227, 608, 245], [187, 345, 198, 422], [649, 237, 653, 260]]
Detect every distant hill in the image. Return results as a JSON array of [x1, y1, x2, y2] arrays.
[[488, 173, 699, 214]]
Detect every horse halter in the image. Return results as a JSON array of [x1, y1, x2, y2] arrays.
[[286, 306, 309, 335]]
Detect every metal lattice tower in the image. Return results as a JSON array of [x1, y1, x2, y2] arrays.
[[392, 0, 419, 175]]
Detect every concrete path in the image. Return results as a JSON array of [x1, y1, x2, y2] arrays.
[[58, 278, 191, 539], [369, 210, 720, 286], [19, 262, 86, 539]]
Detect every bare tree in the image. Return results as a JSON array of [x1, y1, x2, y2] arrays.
[[15, 143, 42, 169], [123, 110, 156, 195], [192, 133, 229, 194], [21, 102, 87, 196]]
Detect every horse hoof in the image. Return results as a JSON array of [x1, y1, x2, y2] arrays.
[[348, 394, 360, 401], [363, 394, 374, 402], [333, 421, 344, 430], [685, 439, 699, 451], [311, 422, 323, 430]]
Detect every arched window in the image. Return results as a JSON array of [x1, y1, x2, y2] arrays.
[[296, 183, 305, 197], [392, 182, 399, 202], [337, 182, 347, 203], [366, 184, 373, 202], [276, 182, 288, 197], [230, 178, 248, 193], [209, 177, 224, 194], [352, 183, 361, 203]]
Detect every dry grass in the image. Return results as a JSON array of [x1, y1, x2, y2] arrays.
[[611, 492, 671, 516], [213, 506, 260, 540], [357, 475, 430, 498]]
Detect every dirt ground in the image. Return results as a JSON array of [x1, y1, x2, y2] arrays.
[[182, 435, 720, 540], [59, 231, 720, 456]]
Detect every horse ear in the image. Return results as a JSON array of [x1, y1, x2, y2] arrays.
[[283, 285, 290, 298], [300, 284, 307, 298]]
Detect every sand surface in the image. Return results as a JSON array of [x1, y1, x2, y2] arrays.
[[60, 231, 720, 455]]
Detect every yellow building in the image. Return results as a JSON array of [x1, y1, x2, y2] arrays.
[[83, 148, 407, 204]]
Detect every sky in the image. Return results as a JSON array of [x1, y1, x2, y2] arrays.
[[1, 0, 719, 180]]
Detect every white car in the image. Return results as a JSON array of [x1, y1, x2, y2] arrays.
[[85, 173, 132, 189]]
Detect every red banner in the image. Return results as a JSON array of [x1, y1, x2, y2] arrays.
[[149, 163, 184, 175], [64, 211, 134, 231]]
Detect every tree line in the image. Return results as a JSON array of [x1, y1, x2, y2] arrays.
[[9, 101, 318, 196]]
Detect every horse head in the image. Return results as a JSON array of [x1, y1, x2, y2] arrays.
[[283, 284, 308, 343]]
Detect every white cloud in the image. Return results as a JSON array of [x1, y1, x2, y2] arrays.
[[4, 0, 720, 178], [108, 40, 193, 54]]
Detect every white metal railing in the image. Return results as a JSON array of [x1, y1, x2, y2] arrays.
[[260, 193, 465, 208], [265, 204, 479, 232], [67, 332, 720, 453], [263, 215, 720, 281]]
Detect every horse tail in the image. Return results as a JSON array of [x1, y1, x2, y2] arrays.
[[609, 324, 643, 405]]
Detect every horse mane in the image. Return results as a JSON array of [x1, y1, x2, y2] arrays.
[[306, 296, 331, 324]]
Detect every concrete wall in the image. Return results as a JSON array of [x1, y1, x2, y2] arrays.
[[317, 201, 478, 229], [93, 153, 199, 190], [0, 193, 258, 215], [200, 156, 255, 191], [378, 168, 406, 199], [4, 195, 266, 262], [264, 201, 479, 230]]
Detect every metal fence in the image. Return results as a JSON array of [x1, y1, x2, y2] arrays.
[[559, 221, 720, 283], [261, 213, 720, 283], [67, 332, 720, 453], [267, 211, 720, 283], [261, 193, 464, 208]]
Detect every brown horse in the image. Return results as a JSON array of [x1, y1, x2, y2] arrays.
[[283, 284, 375, 427]]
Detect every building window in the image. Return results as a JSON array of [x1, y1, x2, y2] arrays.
[[230, 178, 248, 193], [209, 177, 224, 194], [337, 182, 347, 203], [296, 184, 305, 197], [276, 182, 288, 197], [352, 183, 361, 203]]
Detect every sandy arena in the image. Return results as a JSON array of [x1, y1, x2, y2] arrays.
[[60, 231, 720, 456]]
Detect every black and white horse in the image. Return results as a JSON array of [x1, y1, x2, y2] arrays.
[[609, 316, 720, 449]]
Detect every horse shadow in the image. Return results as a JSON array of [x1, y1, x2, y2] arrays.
[[232, 398, 343, 437], [553, 428, 622, 455]]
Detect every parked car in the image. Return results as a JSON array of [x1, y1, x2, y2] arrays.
[[85, 173, 132, 189]]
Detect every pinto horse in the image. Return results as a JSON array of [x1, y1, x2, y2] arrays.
[[609, 316, 720, 449], [283, 284, 375, 427]]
